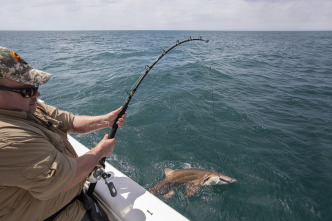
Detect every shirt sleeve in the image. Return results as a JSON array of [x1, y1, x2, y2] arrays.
[[38, 102, 75, 133], [0, 127, 77, 200]]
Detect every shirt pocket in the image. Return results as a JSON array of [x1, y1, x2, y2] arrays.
[[20, 150, 58, 180]]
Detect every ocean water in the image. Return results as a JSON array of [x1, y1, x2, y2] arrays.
[[1, 31, 331, 221]]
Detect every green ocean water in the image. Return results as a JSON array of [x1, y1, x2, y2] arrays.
[[1, 31, 331, 220]]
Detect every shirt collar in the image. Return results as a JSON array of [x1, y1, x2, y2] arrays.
[[0, 108, 29, 119]]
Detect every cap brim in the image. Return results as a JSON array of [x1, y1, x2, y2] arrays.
[[26, 69, 53, 86]]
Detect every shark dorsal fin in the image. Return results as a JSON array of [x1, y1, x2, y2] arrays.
[[164, 168, 175, 177]]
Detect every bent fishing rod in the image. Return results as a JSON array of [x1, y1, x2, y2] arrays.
[[87, 37, 209, 197]]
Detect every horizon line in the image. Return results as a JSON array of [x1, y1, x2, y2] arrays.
[[1, 29, 332, 32]]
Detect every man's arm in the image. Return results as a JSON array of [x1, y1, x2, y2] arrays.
[[68, 107, 126, 134], [62, 133, 116, 192]]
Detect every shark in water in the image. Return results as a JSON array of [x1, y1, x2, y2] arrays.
[[148, 168, 237, 198]]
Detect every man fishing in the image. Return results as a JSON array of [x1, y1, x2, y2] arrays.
[[0, 46, 126, 221]]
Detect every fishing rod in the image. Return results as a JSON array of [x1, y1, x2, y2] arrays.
[[87, 37, 209, 197]]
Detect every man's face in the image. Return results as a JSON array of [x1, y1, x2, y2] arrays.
[[0, 79, 40, 114]]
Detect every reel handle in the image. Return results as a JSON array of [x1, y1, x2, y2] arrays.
[[107, 181, 117, 197]]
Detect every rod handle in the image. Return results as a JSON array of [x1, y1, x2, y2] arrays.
[[87, 182, 96, 197], [100, 103, 128, 166], [109, 103, 128, 139]]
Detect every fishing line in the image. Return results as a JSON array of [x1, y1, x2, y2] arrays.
[[208, 65, 218, 150], [181, 47, 218, 150]]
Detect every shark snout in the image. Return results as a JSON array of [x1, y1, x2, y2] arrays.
[[218, 175, 237, 184]]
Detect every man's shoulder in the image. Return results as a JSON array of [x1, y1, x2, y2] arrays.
[[37, 101, 60, 117], [0, 114, 46, 142]]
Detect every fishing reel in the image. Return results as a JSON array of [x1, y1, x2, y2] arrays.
[[88, 166, 117, 197]]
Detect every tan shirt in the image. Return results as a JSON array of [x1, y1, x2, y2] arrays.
[[0, 102, 86, 221]]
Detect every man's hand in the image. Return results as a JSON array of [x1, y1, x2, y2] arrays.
[[95, 132, 117, 158], [69, 107, 127, 134], [102, 106, 127, 128]]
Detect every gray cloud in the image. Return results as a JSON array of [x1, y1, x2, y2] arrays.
[[1, 0, 331, 30]]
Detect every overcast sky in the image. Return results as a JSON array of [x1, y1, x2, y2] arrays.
[[1, 0, 331, 31]]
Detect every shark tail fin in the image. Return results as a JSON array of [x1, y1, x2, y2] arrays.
[[164, 168, 175, 177]]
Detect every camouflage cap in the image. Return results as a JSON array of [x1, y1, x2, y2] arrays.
[[0, 46, 52, 86]]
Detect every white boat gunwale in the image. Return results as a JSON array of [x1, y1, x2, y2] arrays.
[[68, 134, 189, 221]]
